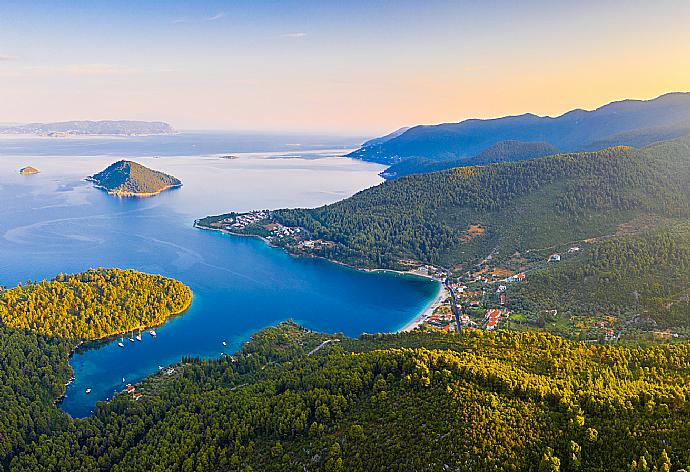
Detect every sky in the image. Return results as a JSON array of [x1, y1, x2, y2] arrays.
[[1, 0, 689, 135]]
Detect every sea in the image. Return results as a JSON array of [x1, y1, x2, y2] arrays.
[[0, 132, 439, 418]]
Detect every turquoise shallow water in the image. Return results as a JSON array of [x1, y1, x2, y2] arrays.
[[0, 145, 438, 418]]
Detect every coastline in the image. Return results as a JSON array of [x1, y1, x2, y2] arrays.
[[194, 220, 446, 333], [398, 282, 448, 332], [87, 178, 182, 197]]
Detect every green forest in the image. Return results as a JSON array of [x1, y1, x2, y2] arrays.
[[510, 223, 690, 330], [0, 268, 192, 339], [2, 321, 690, 471], [269, 137, 690, 270]]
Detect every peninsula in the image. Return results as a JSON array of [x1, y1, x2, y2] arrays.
[[0, 268, 192, 340], [88, 160, 182, 197]]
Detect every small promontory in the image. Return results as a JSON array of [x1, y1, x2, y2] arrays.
[[88, 160, 182, 197], [19, 166, 40, 175]]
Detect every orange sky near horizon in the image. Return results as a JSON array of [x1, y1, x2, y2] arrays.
[[1, 0, 689, 135]]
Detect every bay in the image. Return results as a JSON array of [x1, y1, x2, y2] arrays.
[[0, 136, 439, 418]]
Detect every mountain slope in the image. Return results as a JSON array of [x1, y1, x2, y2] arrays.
[[382, 140, 559, 178], [264, 136, 690, 270], [349, 92, 690, 172], [88, 160, 182, 197], [360, 126, 410, 148]]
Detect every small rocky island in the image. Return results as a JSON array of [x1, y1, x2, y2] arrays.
[[87, 160, 182, 197], [19, 166, 40, 175]]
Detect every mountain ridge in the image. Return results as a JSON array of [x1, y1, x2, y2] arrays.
[[349, 92, 690, 173]]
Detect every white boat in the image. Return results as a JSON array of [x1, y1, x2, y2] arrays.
[[136, 329, 142, 341], [149, 329, 157, 337], [118, 339, 125, 348], [85, 388, 92, 394], [222, 341, 227, 346], [129, 331, 135, 342]]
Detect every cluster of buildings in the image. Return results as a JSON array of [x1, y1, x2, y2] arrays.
[[424, 311, 456, 331], [262, 222, 301, 241], [297, 239, 334, 250], [124, 384, 142, 401], [483, 308, 508, 330], [228, 210, 269, 230]]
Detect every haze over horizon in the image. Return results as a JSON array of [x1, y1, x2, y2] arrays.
[[1, 0, 689, 135]]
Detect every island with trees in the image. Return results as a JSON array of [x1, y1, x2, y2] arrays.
[[87, 160, 182, 197]]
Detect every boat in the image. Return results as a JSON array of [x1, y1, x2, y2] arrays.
[[149, 329, 157, 337], [136, 329, 142, 341], [222, 341, 227, 346], [117, 337, 125, 348], [85, 388, 92, 394], [129, 330, 135, 342], [122, 378, 125, 383]]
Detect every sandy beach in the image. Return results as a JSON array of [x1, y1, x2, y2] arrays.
[[398, 282, 448, 332]]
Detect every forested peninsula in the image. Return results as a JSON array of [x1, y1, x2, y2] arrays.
[[0, 268, 192, 339]]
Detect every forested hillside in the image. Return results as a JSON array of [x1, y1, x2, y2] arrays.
[[381, 140, 559, 179], [269, 136, 690, 270], [510, 223, 690, 330], [0, 268, 192, 339], [4, 322, 690, 471]]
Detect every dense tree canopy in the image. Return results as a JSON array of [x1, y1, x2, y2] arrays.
[[1, 322, 690, 471], [0, 268, 192, 339], [264, 137, 690, 270]]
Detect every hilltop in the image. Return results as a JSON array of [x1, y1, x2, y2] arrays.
[[88, 160, 182, 197], [351, 92, 690, 176], [0, 120, 174, 136]]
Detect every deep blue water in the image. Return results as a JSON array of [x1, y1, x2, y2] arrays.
[[0, 142, 438, 418]]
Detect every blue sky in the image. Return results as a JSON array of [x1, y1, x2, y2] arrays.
[[1, 0, 689, 133]]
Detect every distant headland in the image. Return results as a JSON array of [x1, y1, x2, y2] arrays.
[[87, 160, 182, 197], [0, 120, 175, 137]]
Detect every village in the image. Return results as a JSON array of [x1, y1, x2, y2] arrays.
[[202, 212, 636, 341], [411, 243, 627, 342]]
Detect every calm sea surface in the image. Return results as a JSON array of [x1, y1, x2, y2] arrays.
[[0, 134, 439, 417]]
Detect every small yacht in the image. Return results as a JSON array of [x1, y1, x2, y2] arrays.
[[222, 341, 227, 347], [149, 329, 157, 337], [122, 377, 125, 383], [136, 329, 142, 341], [118, 337, 125, 348], [85, 388, 92, 394], [129, 331, 135, 342]]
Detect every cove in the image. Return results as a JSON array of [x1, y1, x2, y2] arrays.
[[0, 147, 439, 418]]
